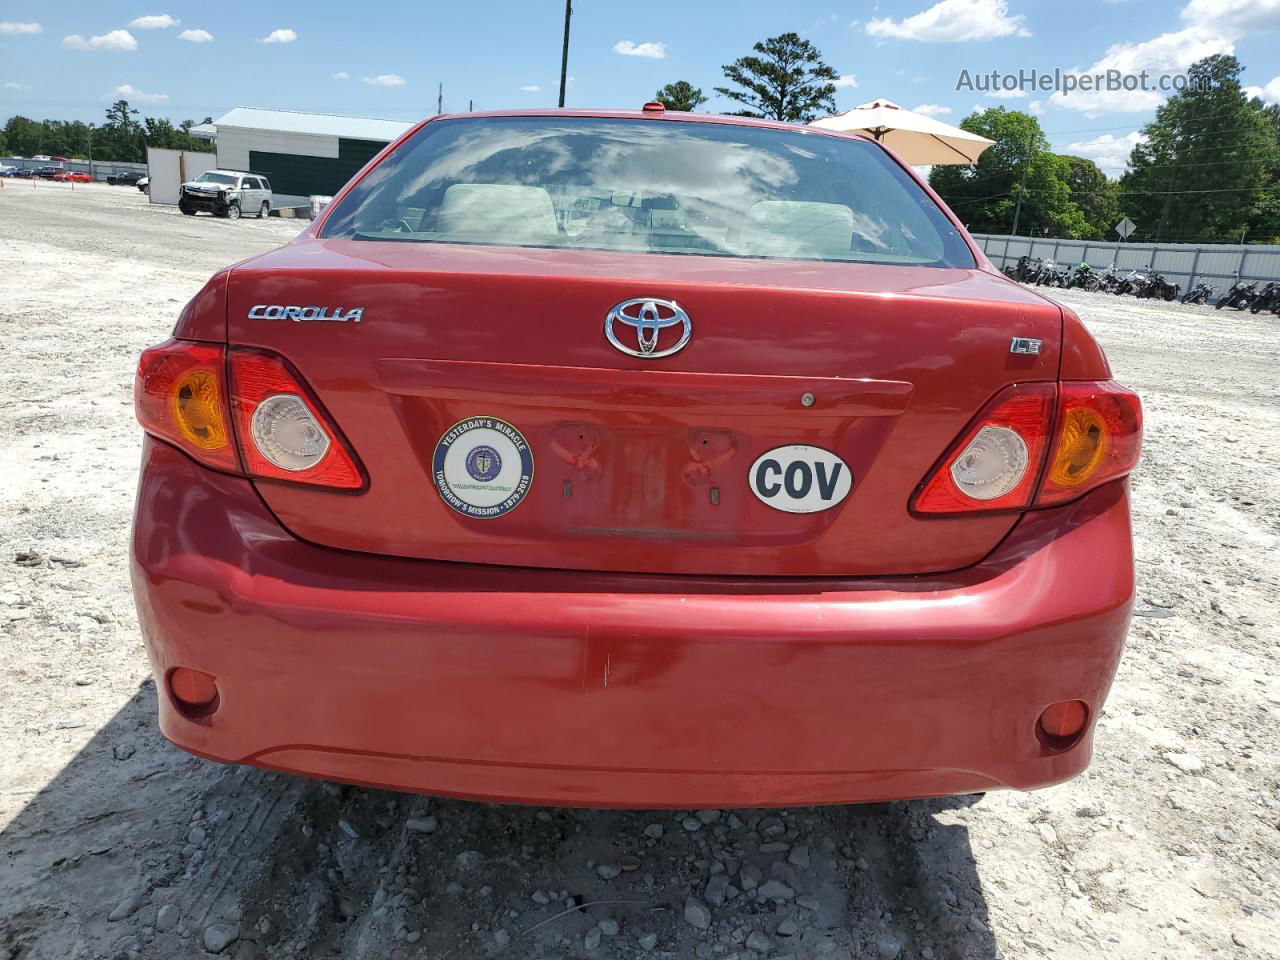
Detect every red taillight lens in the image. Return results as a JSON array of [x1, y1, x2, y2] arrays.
[[136, 340, 364, 491], [228, 350, 364, 491], [1037, 381, 1141, 506], [135, 340, 239, 471], [912, 383, 1056, 514], [914, 379, 1141, 515]]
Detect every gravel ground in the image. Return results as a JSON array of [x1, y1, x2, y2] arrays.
[[1, 183, 1277, 960]]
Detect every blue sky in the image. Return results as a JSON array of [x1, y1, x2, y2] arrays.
[[2, 0, 1278, 174]]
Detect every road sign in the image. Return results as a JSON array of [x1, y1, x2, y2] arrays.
[[1115, 217, 1137, 240]]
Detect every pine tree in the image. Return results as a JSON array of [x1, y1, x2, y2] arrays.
[[715, 33, 838, 123]]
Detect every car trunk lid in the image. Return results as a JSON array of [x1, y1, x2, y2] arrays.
[[225, 238, 1061, 577]]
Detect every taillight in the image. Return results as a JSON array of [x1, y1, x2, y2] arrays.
[[135, 341, 239, 471], [913, 383, 1056, 514], [1036, 381, 1141, 506], [913, 380, 1141, 515], [134, 340, 364, 491], [228, 350, 364, 490]]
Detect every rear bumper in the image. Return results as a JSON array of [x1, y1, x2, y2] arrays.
[[130, 438, 1133, 807]]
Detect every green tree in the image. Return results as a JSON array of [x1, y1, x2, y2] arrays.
[[715, 32, 838, 123], [929, 107, 1087, 237], [1060, 155, 1119, 240], [96, 99, 145, 162], [1120, 55, 1277, 242], [655, 80, 708, 112], [1245, 101, 1280, 243], [4, 115, 44, 156]]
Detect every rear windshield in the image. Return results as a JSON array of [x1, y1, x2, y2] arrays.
[[320, 116, 973, 268]]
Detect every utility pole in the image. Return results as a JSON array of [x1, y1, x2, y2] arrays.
[[437, 83, 444, 115], [558, 0, 572, 108], [1010, 133, 1030, 237]]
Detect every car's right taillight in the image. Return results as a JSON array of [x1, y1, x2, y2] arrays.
[[913, 379, 1141, 515], [1036, 380, 1142, 506]]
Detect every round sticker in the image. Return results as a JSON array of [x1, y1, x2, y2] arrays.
[[748, 445, 853, 514], [433, 417, 534, 519]]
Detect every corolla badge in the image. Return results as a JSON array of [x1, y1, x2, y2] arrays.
[[248, 304, 364, 323], [604, 298, 691, 358]]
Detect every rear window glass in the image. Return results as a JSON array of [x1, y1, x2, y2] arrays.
[[320, 117, 973, 268]]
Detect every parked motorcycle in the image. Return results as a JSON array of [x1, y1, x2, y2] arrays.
[[1137, 268, 1180, 302], [1249, 281, 1280, 314], [1216, 271, 1258, 310], [1181, 282, 1216, 305], [1114, 267, 1149, 297], [1032, 258, 1056, 285], [1069, 262, 1097, 290], [1004, 255, 1033, 282], [1095, 263, 1122, 294]]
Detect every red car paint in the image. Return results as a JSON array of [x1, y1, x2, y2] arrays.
[[131, 108, 1137, 807]]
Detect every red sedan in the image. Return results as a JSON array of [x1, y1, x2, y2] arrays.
[[52, 170, 92, 183], [130, 106, 1140, 808]]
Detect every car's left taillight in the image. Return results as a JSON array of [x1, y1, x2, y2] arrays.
[[135, 340, 365, 491], [135, 340, 239, 472]]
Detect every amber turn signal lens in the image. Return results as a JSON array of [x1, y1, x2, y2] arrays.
[[1048, 407, 1107, 487], [169, 667, 219, 707], [1038, 700, 1089, 740], [171, 368, 228, 451]]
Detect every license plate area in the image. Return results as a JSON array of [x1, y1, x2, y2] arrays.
[[377, 358, 911, 542]]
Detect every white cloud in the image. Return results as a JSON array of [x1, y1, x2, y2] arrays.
[[129, 14, 178, 29], [912, 103, 953, 116], [613, 40, 666, 58], [1049, 27, 1234, 114], [1062, 130, 1146, 175], [833, 74, 858, 88], [1181, 0, 1280, 32], [986, 86, 1029, 99], [4, 81, 32, 90], [866, 0, 1030, 42], [1028, 99, 1045, 114], [0, 21, 42, 34], [1244, 75, 1280, 102], [114, 83, 168, 104], [258, 28, 297, 44], [331, 71, 349, 80], [520, 84, 541, 92], [63, 30, 138, 51], [362, 74, 405, 86], [177, 28, 213, 43]]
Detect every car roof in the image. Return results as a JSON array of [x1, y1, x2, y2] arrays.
[[420, 108, 876, 145]]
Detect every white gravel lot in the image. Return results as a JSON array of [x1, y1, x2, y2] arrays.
[[1, 182, 1277, 960]]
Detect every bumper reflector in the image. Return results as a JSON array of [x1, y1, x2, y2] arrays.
[[169, 668, 219, 714], [1037, 699, 1088, 741]]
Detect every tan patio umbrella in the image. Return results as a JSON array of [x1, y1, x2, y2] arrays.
[[809, 98, 994, 164]]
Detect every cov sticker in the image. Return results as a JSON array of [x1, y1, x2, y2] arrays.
[[749, 445, 853, 514], [433, 417, 534, 519]]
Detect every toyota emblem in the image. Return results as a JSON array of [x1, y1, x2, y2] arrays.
[[604, 298, 692, 359]]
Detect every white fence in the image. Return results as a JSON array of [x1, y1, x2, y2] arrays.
[[1, 156, 148, 181], [144, 147, 217, 206], [973, 233, 1280, 293]]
